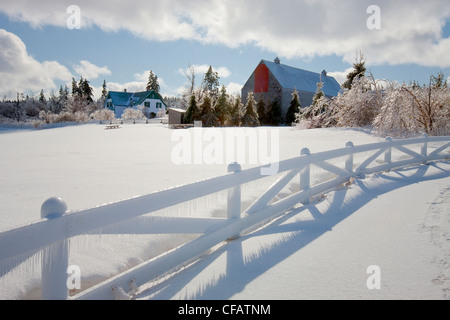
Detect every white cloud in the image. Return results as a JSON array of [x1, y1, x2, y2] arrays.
[[178, 64, 231, 80], [0, 29, 72, 99], [1, 1, 450, 69], [327, 68, 354, 85], [105, 70, 170, 97], [73, 60, 111, 80], [106, 81, 146, 94], [226, 82, 243, 96]]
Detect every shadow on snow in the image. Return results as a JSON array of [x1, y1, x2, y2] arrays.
[[138, 161, 450, 300]]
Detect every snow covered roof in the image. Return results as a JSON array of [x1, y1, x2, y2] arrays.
[[261, 59, 341, 97], [107, 90, 167, 108], [168, 107, 186, 113]]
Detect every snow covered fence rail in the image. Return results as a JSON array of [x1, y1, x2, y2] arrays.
[[0, 134, 449, 300]]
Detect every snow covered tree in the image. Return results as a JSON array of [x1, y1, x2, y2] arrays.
[[199, 95, 219, 127], [202, 66, 220, 101], [295, 95, 336, 129], [47, 91, 60, 114], [373, 72, 450, 137], [373, 82, 416, 137], [229, 95, 243, 127], [335, 75, 381, 127], [122, 108, 145, 120], [90, 109, 115, 121], [285, 90, 301, 126], [312, 81, 325, 106], [397, 78, 450, 135], [146, 70, 160, 93], [214, 85, 230, 126], [39, 90, 46, 104], [184, 94, 200, 124], [241, 92, 260, 127], [431, 71, 448, 89], [343, 52, 367, 90], [59, 85, 69, 107], [22, 96, 40, 117]]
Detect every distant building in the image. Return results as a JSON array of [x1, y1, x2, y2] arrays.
[[105, 90, 167, 119], [167, 107, 186, 125], [241, 58, 341, 119]]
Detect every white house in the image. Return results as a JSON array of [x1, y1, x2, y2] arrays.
[[105, 90, 167, 119]]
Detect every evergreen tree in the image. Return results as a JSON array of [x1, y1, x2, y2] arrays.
[[184, 94, 200, 124], [81, 78, 94, 103], [78, 77, 85, 96], [214, 85, 230, 126], [312, 82, 324, 105], [56, 85, 69, 113], [285, 90, 301, 126], [431, 71, 448, 89], [343, 52, 366, 90], [267, 98, 282, 126], [199, 95, 219, 127], [229, 95, 243, 127], [241, 92, 260, 127], [202, 65, 220, 101], [101, 80, 108, 99], [39, 89, 46, 104], [71, 77, 80, 96], [146, 70, 160, 92], [256, 97, 267, 125]]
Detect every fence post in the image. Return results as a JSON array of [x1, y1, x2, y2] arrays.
[[384, 137, 392, 168], [300, 148, 311, 204], [227, 162, 241, 240], [421, 133, 428, 163], [345, 142, 354, 173], [40, 197, 69, 300]]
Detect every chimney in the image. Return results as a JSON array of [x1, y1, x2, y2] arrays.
[[274, 57, 280, 64], [124, 89, 127, 93]]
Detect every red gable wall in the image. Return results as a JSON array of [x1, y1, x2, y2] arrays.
[[254, 63, 269, 93]]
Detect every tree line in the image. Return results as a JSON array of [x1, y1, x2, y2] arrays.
[[0, 77, 108, 123], [295, 53, 450, 137], [0, 68, 173, 124], [179, 64, 304, 127]]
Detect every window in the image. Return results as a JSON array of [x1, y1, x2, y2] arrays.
[[156, 102, 162, 109], [144, 102, 150, 108]]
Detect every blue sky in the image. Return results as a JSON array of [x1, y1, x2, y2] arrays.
[[1, 0, 450, 101]]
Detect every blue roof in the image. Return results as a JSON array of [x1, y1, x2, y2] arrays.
[[262, 60, 341, 97], [107, 91, 133, 106]]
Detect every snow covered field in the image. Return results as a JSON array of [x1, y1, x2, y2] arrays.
[[0, 123, 449, 299]]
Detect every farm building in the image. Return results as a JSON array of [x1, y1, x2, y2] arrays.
[[241, 58, 341, 119], [167, 107, 186, 125], [105, 90, 167, 119]]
